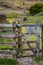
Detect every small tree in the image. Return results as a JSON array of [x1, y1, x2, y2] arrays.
[[29, 3, 43, 15], [23, 17, 27, 21]]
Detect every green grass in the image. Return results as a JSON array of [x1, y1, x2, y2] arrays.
[[33, 57, 43, 62], [23, 16, 43, 24], [0, 38, 14, 49], [0, 58, 20, 65], [7, 16, 43, 24], [0, 46, 13, 50]]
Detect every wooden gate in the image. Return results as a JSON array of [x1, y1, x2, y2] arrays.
[[0, 23, 43, 59]]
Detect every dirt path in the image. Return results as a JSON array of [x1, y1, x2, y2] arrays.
[[17, 57, 37, 65]]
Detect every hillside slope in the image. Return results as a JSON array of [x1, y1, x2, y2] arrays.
[[0, 0, 43, 10]]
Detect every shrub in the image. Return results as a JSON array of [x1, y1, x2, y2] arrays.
[[29, 3, 43, 15], [23, 17, 27, 21]]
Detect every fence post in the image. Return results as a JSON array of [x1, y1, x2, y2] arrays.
[[35, 27, 40, 58], [12, 22, 16, 59], [17, 21, 22, 57], [41, 24, 43, 57]]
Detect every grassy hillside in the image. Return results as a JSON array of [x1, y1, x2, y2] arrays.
[[0, 0, 43, 10]]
